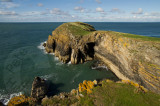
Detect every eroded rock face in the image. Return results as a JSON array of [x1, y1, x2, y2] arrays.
[[45, 35, 55, 53], [31, 77, 48, 100], [45, 22, 96, 64], [94, 31, 160, 93], [44, 22, 160, 93]]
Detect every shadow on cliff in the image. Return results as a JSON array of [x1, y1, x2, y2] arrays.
[[47, 80, 64, 97]]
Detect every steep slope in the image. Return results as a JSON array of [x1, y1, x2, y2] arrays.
[[45, 22, 96, 64], [45, 22, 160, 93], [93, 31, 160, 93]]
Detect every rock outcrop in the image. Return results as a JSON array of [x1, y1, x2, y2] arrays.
[[31, 77, 48, 101], [45, 22, 96, 64], [94, 31, 160, 93], [0, 102, 4, 106], [44, 22, 160, 93]]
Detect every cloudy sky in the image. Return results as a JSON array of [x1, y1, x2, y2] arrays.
[[0, 0, 160, 22]]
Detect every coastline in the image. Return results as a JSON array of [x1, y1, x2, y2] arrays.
[[1, 22, 158, 105]]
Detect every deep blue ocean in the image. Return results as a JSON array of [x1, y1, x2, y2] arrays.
[[0, 22, 160, 104]]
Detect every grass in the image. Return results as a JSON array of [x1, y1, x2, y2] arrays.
[[42, 97, 78, 106], [53, 22, 95, 38], [107, 31, 160, 42], [13, 80, 158, 106], [54, 22, 160, 42], [68, 24, 92, 37], [80, 81, 160, 106]]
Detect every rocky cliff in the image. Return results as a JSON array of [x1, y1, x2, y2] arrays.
[[45, 22, 160, 93], [45, 22, 95, 64], [93, 31, 160, 93]]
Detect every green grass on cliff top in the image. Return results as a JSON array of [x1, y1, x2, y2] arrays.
[[68, 22, 96, 37], [56, 22, 160, 42], [99, 31, 160, 42], [42, 81, 160, 106], [58, 22, 95, 37], [80, 81, 160, 106]]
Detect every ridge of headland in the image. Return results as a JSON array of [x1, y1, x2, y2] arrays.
[[44, 22, 160, 93]]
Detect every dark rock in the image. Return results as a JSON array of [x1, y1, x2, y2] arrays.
[[43, 43, 46, 47], [44, 22, 95, 64], [31, 77, 48, 101], [0, 102, 4, 106]]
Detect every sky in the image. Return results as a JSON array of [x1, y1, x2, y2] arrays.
[[0, 0, 160, 22]]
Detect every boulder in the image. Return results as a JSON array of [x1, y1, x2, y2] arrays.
[[0, 102, 4, 106], [31, 77, 48, 101], [43, 43, 46, 47]]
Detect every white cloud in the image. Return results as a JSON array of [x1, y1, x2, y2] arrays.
[[95, 0, 101, 4], [21, 11, 42, 16], [37, 3, 43, 7], [0, 10, 17, 15], [96, 7, 104, 12], [132, 8, 143, 15], [144, 12, 160, 16], [0, 0, 12, 2], [50, 8, 70, 16], [0, 2, 19, 9], [110, 8, 124, 13], [74, 6, 84, 12]]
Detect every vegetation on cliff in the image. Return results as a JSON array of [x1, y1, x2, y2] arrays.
[[44, 22, 160, 93], [45, 22, 96, 64], [41, 79, 160, 106]]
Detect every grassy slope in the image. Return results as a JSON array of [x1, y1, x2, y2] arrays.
[[42, 81, 160, 106], [80, 81, 160, 106], [96, 31, 160, 42], [53, 22, 95, 39], [54, 22, 160, 42]]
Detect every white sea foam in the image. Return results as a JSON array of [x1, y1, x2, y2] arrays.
[[40, 73, 58, 81], [92, 65, 108, 70], [37, 41, 46, 50], [67, 61, 71, 66], [49, 53, 55, 55], [0, 92, 23, 105], [56, 62, 63, 66], [37, 41, 47, 54], [54, 56, 59, 61]]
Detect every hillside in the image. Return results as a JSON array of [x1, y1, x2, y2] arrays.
[[7, 22, 160, 106], [44, 22, 160, 93]]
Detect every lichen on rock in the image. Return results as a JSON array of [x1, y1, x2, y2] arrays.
[[45, 22, 96, 64], [44, 22, 160, 94]]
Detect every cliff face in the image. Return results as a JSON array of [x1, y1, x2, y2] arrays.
[[45, 22, 160, 93], [94, 31, 160, 93], [45, 22, 96, 64]]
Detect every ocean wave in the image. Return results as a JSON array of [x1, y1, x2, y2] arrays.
[[92, 65, 108, 70], [37, 41, 46, 50], [56, 62, 63, 66], [37, 41, 47, 54], [54, 56, 59, 61], [0, 92, 23, 105], [49, 53, 55, 55], [40, 73, 58, 81], [67, 61, 71, 66]]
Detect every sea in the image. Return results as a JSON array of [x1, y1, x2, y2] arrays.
[[0, 22, 160, 105]]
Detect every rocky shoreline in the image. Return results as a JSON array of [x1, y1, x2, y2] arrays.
[[5, 22, 160, 105], [44, 22, 160, 94], [7, 76, 152, 106]]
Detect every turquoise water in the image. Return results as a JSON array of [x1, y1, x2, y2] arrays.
[[0, 22, 160, 104]]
